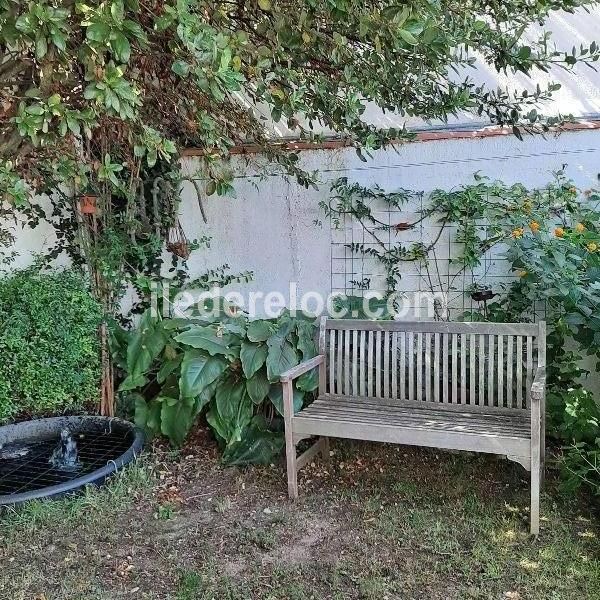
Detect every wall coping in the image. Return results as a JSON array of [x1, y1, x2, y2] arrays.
[[182, 120, 600, 158]]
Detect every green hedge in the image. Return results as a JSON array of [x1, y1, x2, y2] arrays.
[[0, 269, 102, 423]]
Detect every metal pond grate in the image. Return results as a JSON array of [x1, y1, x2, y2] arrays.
[[0, 428, 135, 496]]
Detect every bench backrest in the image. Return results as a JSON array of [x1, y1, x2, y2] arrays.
[[318, 319, 546, 412]]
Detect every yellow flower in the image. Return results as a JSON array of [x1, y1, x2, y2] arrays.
[[587, 242, 598, 253], [529, 221, 540, 233], [575, 223, 586, 233], [554, 227, 565, 238], [511, 227, 524, 239], [518, 270, 528, 278], [522, 199, 532, 214]]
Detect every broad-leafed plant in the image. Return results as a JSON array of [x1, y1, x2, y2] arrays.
[[114, 309, 318, 462]]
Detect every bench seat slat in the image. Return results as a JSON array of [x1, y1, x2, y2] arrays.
[[314, 393, 530, 416], [295, 399, 530, 435], [293, 413, 530, 456], [313, 394, 529, 419], [302, 396, 530, 429], [299, 407, 530, 437], [297, 415, 530, 445]]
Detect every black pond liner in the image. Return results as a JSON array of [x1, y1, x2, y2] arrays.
[[0, 416, 144, 506]]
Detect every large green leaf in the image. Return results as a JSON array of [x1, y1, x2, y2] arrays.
[[157, 354, 182, 384], [108, 321, 130, 371], [223, 321, 246, 336], [195, 379, 218, 415], [215, 379, 245, 424], [240, 340, 268, 378], [162, 317, 212, 330], [246, 370, 271, 404], [118, 372, 148, 392], [246, 319, 275, 342], [160, 396, 196, 446], [296, 368, 319, 392], [222, 417, 284, 466], [132, 393, 149, 428], [134, 395, 162, 436], [179, 350, 227, 398], [268, 384, 304, 416], [206, 406, 228, 443], [209, 379, 254, 445], [175, 325, 235, 356], [296, 319, 317, 359], [266, 337, 298, 382], [126, 310, 166, 378]]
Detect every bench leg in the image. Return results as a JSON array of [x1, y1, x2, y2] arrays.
[[530, 451, 540, 536], [531, 396, 543, 536], [540, 412, 546, 487], [285, 425, 298, 500], [321, 436, 330, 460]]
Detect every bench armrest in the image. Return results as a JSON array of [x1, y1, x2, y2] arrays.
[[531, 366, 546, 403], [280, 355, 324, 383]]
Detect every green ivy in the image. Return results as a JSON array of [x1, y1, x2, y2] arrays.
[[0, 268, 102, 423]]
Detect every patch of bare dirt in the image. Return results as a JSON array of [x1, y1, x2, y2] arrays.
[[264, 512, 336, 565]]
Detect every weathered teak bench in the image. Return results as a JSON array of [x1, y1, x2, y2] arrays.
[[280, 318, 546, 534]]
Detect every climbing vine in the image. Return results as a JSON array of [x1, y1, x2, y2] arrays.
[[322, 173, 600, 303]]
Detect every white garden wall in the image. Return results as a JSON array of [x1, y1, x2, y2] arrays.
[[9, 127, 600, 308], [7, 126, 600, 387], [175, 127, 600, 313]]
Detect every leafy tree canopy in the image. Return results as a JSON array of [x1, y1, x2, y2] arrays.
[[1, 0, 599, 203]]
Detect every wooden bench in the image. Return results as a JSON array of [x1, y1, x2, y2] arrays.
[[280, 318, 546, 534]]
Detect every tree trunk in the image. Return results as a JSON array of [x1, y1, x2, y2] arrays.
[[99, 322, 115, 416]]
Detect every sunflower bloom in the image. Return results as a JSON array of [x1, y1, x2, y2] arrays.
[[575, 223, 586, 233], [511, 227, 525, 239], [587, 242, 598, 253], [518, 270, 528, 278], [529, 221, 540, 233], [554, 227, 565, 238]]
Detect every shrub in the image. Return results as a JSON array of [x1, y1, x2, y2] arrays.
[[0, 268, 102, 423], [561, 440, 600, 496], [548, 386, 600, 496]]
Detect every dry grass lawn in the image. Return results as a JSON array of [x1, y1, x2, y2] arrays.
[[1, 428, 598, 599]]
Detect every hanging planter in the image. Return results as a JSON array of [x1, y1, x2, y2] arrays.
[[79, 192, 99, 215], [166, 221, 191, 259]]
